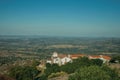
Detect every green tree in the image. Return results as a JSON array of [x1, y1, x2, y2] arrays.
[[91, 59, 103, 66], [32, 60, 40, 67], [101, 65, 119, 80], [110, 56, 120, 63], [69, 66, 111, 80], [73, 57, 91, 67], [35, 74, 47, 80], [61, 57, 91, 74], [61, 62, 76, 73], [9, 66, 40, 80], [44, 63, 60, 76], [46, 63, 51, 68]]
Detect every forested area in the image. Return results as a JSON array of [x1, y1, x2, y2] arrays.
[[6, 57, 119, 80]]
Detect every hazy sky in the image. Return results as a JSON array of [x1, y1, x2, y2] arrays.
[[0, 0, 120, 37]]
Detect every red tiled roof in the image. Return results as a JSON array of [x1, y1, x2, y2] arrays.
[[70, 54, 86, 59], [89, 55, 100, 59], [89, 55, 111, 60], [58, 54, 67, 58], [102, 55, 111, 60]]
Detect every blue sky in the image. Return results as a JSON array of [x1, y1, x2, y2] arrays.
[[0, 0, 120, 37]]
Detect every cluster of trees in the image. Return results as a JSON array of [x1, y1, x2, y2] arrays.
[[0, 56, 22, 66], [8, 57, 119, 80], [66, 57, 119, 80], [69, 65, 119, 80], [9, 60, 40, 80], [9, 66, 39, 80], [110, 55, 120, 63], [60, 57, 103, 74], [0, 56, 41, 66], [38, 57, 108, 80], [39, 57, 119, 80]]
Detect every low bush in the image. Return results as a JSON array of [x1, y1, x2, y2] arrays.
[[48, 71, 67, 79]]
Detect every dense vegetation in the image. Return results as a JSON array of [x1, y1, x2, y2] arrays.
[[9, 60, 40, 80], [69, 66, 111, 80], [69, 65, 119, 80], [1, 57, 118, 80], [37, 57, 119, 80], [110, 55, 120, 63], [0, 56, 21, 65]]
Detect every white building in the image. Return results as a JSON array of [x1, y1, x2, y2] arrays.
[[88, 55, 111, 63], [47, 52, 72, 65], [47, 52, 111, 65]]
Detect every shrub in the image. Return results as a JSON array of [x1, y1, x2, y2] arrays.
[[69, 66, 111, 80], [91, 59, 103, 66], [36, 74, 47, 80], [9, 66, 39, 80], [101, 65, 119, 80], [45, 63, 60, 76], [48, 71, 67, 79]]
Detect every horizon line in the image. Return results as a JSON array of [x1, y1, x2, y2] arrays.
[[0, 34, 120, 38]]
